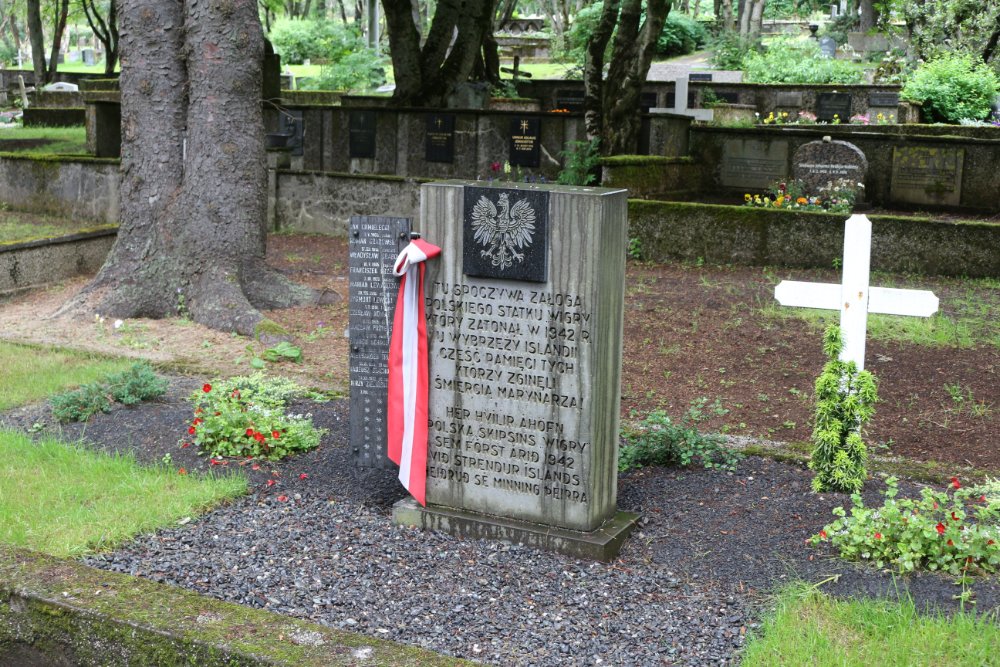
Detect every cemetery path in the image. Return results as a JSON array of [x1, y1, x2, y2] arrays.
[[0, 233, 997, 473]]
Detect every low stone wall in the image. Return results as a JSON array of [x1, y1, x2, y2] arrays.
[[275, 170, 426, 235], [0, 545, 467, 666], [0, 154, 120, 223], [628, 200, 1000, 278], [689, 125, 1000, 211], [0, 227, 117, 294]]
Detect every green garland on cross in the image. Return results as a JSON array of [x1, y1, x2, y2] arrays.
[[810, 325, 879, 493]]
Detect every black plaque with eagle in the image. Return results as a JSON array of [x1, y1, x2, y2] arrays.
[[462, 186, 549, 283]]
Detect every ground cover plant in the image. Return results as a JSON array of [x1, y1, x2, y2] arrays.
[[187, 373, 324, 460], [50, 361, 168, 422], [0, 342, 134, 411], [619, 398, 742, 471], [0, 429, 245, 557], [741, 584, 1000, 666], [742, 38, 865, 84]]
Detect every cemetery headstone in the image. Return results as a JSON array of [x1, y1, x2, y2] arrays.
[[82, 48, 95, 66], [689, 72, 713, 82], [776, 91, 804, 108], [792, 138, 867, 192], [815, 92, 852, 123], [508, 116, 541, 167], [348, 216, 412, 468], [868, 92, 899, 108], [554, 89, 584, 112], [392, 181, 639, 561], [774, 214, 938, 369], [653, 78, 713, 121], [42, 82, 79, 92], [425, 112, 455, 163], [890, 146, 964, 207], [349, 110, 377, 159], [719, 139, 789, 189], [819, 36, 837, 58]]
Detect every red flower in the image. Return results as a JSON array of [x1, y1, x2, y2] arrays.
[[181, 442, 190, 449], [272, 430, 280, 439], [203, 383, 212, 393], [231, 390, 240, 398], [952, 512, 960, 521], [266, 479, 276, 487], [989, 540, 995, 546], [246, 428, 254, 437], [254, 432, 266, 443], [951, 476, 961, 489], [195, 408, 203, 414], [947, 539, 955, 546], [981, 495, 988, 503], [277, 495, 288, 502], [936, 522, 946, 535], [178, 467, 187, 475], [299, 473, 308, 480], [874, 532, 882, 540], [251, 463, 261, 471], [188, 426, 196, 435], [193, 418, 203, 426], [210, 458, 221, 466], [933, 501, 938, 509], [490, 161, 501, 173]]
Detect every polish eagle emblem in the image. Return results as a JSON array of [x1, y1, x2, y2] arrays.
[[470, 192, 536, 270]]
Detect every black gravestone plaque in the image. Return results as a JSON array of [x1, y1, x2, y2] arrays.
[[555, 88, 584, 111], [665, 92, 697, 109], [280, 109, 303, 157], [348, 215, 411, 468], [640, 92, 659, 111], [508, 117, 541, 167], [349, 110, 376, 158], [816, 92, 852, 123], [425, 112, 455, 163], [868, 92, 899, 107], [689, 72, 713, 82], [463, 186, 549, 283]]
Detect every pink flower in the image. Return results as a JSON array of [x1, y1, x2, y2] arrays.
[[299, 473, 308, 480]]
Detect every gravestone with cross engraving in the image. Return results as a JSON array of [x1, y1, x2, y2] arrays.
[[392, 181, 639, 561], [774, 214, 939, 370]]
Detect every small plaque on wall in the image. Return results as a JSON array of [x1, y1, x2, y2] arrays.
[[425, 113, 455, 163], [463, 186, 549, 283], [349, 110, 376, 159], [508, 116, 541, 167]]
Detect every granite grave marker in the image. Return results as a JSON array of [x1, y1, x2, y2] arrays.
[[392, 181, 638, 561], [425, 112, 455, 163], [890, 146, 964, 207], [816, 92, 852, 123], [508, 116, 541, 167], [792, 138, 868, 192], [719, 139, 789, 190], [348, 216, 412, 468], [349, 110, 377, 159]]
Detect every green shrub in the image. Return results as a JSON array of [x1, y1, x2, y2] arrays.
[[813, 476, 1000, 578], [809, 326, 877, 493], [557, 138, 601, 185], [187, 373, 323, 460], [901, 54, 1000, 123], [619, 399, 741, 472], [708, 32, 756, 70], [269, 18, 383, 92], [51, 362, 168, 422], [743, 38, 864, 84], [656, 14, 708, 58]]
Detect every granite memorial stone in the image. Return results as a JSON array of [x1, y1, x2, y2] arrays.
[[868, 92, 899, 108], [349, 216, 412, 469], [719, 139, 789, 190], [508, 116, 541, 167], [425, 113, 456, 163], [392, 181, 638, 561], [792, 138, 868, 192], [890, 146, 964, 207], [816, 92, 852, 123], [776, 91, 804, 108], [349, 110, 377, 159], [819, 36, 837, 58]]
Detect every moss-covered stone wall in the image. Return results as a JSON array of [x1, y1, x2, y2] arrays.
[[628, 200, 1000, 277], [0, 545, 469, 666]]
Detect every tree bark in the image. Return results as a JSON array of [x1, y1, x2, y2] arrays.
[[582, 0, 619, 142], [857, 0, 875, 33], [46, 0, 69, 81], [383, 0, 499, 107], [60, 0, 317, 335], [26, 0, 47, 84]]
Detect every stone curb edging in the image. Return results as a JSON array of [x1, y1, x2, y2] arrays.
[[0, 545, 471, 666]]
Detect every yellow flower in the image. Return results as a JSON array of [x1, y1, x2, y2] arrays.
[[774, 196, 785, 207], [754, 195, 762, 204], [745, 194, 752, 202]]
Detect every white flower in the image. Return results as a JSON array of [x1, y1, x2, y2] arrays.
[[113, 319, 124, 330]]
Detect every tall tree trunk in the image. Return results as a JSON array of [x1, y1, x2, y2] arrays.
[[604, 0, 669, 154], [858, 0, 875, 32], [335, 0, 348, 24], [61, 0, 317, 335], [46, 0, 69, 81], [583, 0, 619, 141], [26, 0, 46, 83]]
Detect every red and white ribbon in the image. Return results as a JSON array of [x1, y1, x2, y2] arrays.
[[387, 238, 441, 506]]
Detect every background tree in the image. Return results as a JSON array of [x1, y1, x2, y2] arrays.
[[382, 0, 501, 106], [583, 0, 670, 155], [26, 0, 46, 82], [80, 0, 119, 75], [61, 0, 318, 335]]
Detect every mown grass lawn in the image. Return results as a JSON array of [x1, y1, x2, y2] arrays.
[[0, 126, 88, 155]]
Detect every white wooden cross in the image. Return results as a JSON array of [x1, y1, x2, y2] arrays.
[[774, 214, 939, 370]]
